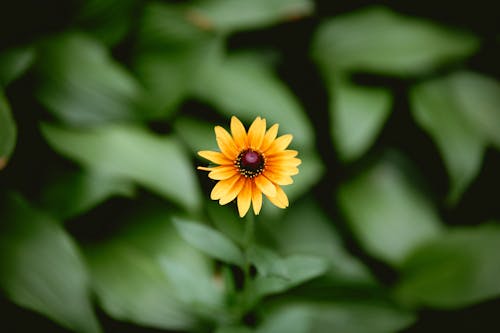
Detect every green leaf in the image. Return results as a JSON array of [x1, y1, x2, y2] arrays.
[[39, 169, 135, 220], [0, 91, 16, 170], [133, 2, 220, 117], [255, 255, 328, 296], [247, 245, 288, 278], [0, 194, 101, 333], [76, 0, 138, 46], [173, 217, 245, 266], [313, 7, 479, 77], [337, 154, 444, 266], [330, 76, 392, 162], [258, 301, 415, 333], [0, 46, 35, 87], [189, 0, 314, 32], [34, 33, 151, 126], [265, 198, 373, 282], [194, 53, 314, 149], [410, 72, 488, 203], [396, 223, 500, 309], [174, 116, 219, 154], [85, 243, 195, 330], [41, 123, 201, 211], [86, 205, 225, 326], [207, 202, 246, 246]]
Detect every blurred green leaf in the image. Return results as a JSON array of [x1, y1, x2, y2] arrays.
[[194, 53, 314, 149], [173, 217, 245, 266], [338, 154, 444, 266], [216, 326, 254, 333], [255, 255, 328, 297], [76, 0, 138, 46], [0, 91, 16, 170], [248, 245, 288, 278], [41, 123, 201, 211], [330, 76, 392, 162], [443, 72, 500, 148], [133, 2, 220, 117], [410, 72, 487, 203], [258, 301, 415, 333], [396, 223, 500, 308], [0, 194, 101, 333], [207, 202, 246, 246], [189, 0, 314, 32], [86, 243, 196, 330], [174, 115, 218, 154], [0, 46, 35, 87], [265, 198, 373, 282], [39, 169, 135, 220], [88, 205, 226, 325], [313, 7, 479, 77], [35, 33, 150, 126]]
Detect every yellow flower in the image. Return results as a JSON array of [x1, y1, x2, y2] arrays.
[[198, 116, 301, 217]]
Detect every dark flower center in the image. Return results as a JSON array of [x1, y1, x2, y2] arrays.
[[236, 149, 265, 178]]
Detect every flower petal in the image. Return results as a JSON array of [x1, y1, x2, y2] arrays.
[[248, 117, 266, 150], [198, 150, 233, 165], [215, 126, 239, 159], [260, 123, 279, 152], [237, 179, 252, 217], [251, 182, 262, 215], [230, 116, 247, 149], [267, 157, 302, 168], [210, 174, 240, 200], [266, 150, 298, 159], [268, 165, 299, 176], [264, 171, 294, 185], [264, 134, 293, 155], [208, 165, 238, 180], [254, 174, 277, 197], [219, 176, 246, 205], [266, 185, 289, 209]]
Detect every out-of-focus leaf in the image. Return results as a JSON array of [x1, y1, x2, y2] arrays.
[[35, 33, 150, 126], [0, 91, 16, 170], [0, 46, 35, 87], [247, 245, 288, 278], [207, 202, 246, 246], [189, 0, 314, 32], [338, 154, 444, 266], [410, 72, 489, 203], [265, 198, 373, 282], [41, 123, 201, 211], [258, 301, 415, 333], [76, 0, 138, 46], [330, 76, 392, 162], [39, 169, 135, 220], [132, 2, 219, 117], [85, 243, 195, 330], [313, 7, 479, 77], [174, 116, 218, 154], [255, 255, 328, 297], [0, 194, 101, 333], [216, 326, 254, 333], [194, 53, 314, 149], [173, 217, 245, 266], [87, 205, 225, 327], [396, 223, 500, 309], [443, 72, 500, 148]]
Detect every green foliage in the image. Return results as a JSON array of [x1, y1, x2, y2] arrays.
[[1, 1, 499, 332], [396, 224, 500, 308], [338, 154, 444, 266], [0, 91, 16, 169], [0, 194, 101, 333], [313, 6, 479, 77]]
